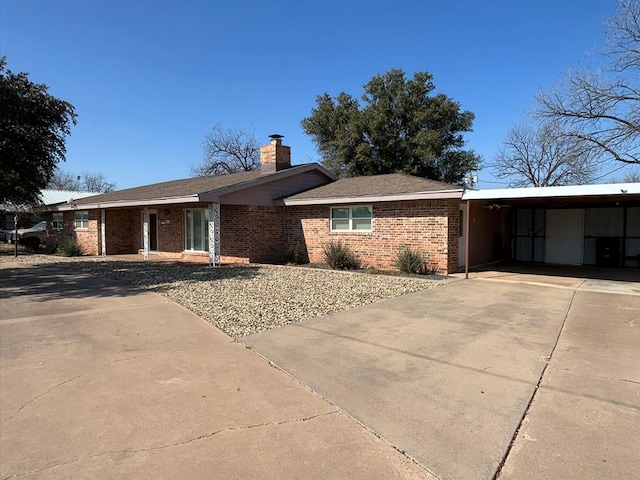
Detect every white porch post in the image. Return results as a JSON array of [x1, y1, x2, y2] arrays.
[[143, 207, 149, 261], [100, 209, 106, 257], [208, 203, 221, 266]]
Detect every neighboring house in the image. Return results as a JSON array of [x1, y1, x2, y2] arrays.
[[1, 189, 100, 233], [41, 136, 640, 273]]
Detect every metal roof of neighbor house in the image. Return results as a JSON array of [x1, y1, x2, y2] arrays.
[[462, 182, 640, 201], [0, 189, 100, 213], [40, 189, 101, 205], [283, 173, 464, 205], [52, 164, 336, 210]]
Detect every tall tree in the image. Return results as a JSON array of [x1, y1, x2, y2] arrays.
[[48, 169, 116, 192], [191, 124, 260, 176], [493, 120, 600, 187], [536, 1, 640, 165], [0, 57, 77, 205], [301, 69, 481, 184]]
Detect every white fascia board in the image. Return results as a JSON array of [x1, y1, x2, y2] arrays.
[[49, 195, 201, 211], [462, 183, 640, 201], [283, 190, 464, 206]]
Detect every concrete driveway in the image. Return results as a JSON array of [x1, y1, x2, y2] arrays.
[[245, 273, 640, 480], [0, 262, 432, 480], [2, 261, 638, 480]]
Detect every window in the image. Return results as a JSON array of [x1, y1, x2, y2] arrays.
[[330, 205, 372, 232], [52, 212, 64, 230], [74, 211, 89, 229], [184, 209, 210, 251]]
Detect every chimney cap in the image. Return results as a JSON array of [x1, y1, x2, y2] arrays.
[[268, 134, 284, 140]]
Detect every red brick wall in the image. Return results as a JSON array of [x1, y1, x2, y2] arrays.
[[75, 210, 99, 255], [43, 200, 459, 272], [285, 200, 459, 274]]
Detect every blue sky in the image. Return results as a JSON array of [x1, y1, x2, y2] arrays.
[[0, 0, 626, 189]]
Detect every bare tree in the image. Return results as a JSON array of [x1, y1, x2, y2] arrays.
[[536, 1, 640, 165], [48, 170, 80, 190], [623, 169, 640, 182], [191, 124, 260, 176], [81, 172, 115, 192], [493, 120, 600, 187], [47, 169, 115, 192]]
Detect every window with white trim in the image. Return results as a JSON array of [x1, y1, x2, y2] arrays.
[[330, 205, 372, 232], [74, 211, 89, 229], [52, 212, 64, 230], [184, 209, 210, 252]]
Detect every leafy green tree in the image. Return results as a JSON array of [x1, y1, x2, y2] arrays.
[[0, 57, 77, 205], [301, 69, 481, 184]]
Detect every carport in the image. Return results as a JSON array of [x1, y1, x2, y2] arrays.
[[461, 183, 640, 276]]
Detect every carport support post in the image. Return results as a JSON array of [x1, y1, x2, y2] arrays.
[[143, 207, 149, 261], [208, 203, 220, 267], [465, 200, 470, 279], [100, 209, 106, 257]]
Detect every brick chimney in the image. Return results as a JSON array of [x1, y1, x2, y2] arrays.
[[260, 134, 291, 173]]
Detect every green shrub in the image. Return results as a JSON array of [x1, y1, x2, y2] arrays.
[[59, 241, 84, 257], [42, 240, 59, 254], [323, 240, 360, 270], [279, 244, 304, 265], [396, 246, 426, 274]]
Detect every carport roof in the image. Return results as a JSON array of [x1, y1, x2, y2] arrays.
[[462, 182, 640, 202]]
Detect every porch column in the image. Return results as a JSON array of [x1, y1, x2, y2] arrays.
[[143, 207, 149, 261], [208, 203, 221, 266], [465, 200, 470, 279], [100, 209, 106, 257]]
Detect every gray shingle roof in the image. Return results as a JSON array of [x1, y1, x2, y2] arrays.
[[286, 173, 460, 200], [72, 169, 280, 205]]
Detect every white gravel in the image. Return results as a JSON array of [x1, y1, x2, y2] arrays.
[[1, 254, 443, 337]]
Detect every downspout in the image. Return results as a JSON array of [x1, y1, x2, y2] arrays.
[[465, 200, 470, 279]]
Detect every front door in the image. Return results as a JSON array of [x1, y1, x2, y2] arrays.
[[545, 209, 583, 265], [149, 212, 158, 252]]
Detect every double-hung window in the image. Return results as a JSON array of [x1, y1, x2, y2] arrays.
[[52, 212, 64, 230], [330, 205, 372, 232], [74, 211, 89, 229], [184, 209, 210, 252]]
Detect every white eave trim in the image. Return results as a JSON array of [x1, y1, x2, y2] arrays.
[[284, 189, 464, 206], [50, 195, 201, 211], [462, 182, 640, 201]]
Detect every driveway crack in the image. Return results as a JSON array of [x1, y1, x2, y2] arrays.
[[1, 411, 340, 479], [492, 280, 584, 479], [2, 375, 82, 425]]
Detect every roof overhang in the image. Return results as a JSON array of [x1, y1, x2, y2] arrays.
[[50, 195, 201, 211], [283, 189, 464, 206]]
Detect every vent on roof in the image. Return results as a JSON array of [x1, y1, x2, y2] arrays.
[[260, 134, 291, 173]]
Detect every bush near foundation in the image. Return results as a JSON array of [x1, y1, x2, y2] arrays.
[[396, 246, 427, 274], [323, 240, 360, 270]]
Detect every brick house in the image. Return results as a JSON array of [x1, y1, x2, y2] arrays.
[[43, 136, 465, 273], [42, 135, 640, 273]]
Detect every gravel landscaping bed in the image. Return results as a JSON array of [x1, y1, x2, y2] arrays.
[[2, 254, 443, 337]]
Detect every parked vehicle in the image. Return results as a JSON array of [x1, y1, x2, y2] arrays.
[[8, 221, 47, 249]]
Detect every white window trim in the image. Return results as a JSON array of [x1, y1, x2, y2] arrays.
[[183, 208, 209, 252], [74, 211, 89, 230], [330, 205, 373, 232], [52, 212, 64, 230]]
